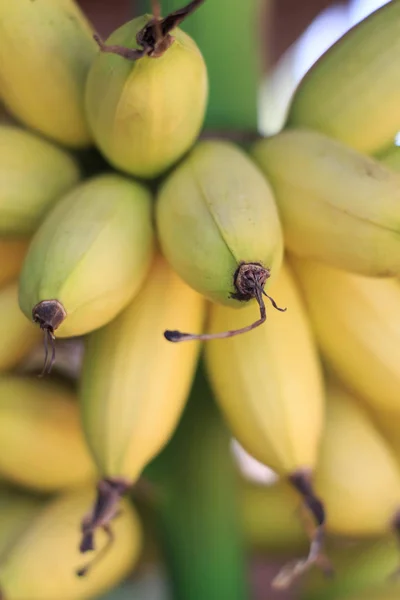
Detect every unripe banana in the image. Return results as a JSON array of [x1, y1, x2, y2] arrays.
[[0, 125, 80, 236], [78, 255, 205, 557], [0, 486, 142, 600], [285, 1, 400, 155], [0, 0, 97, 147], [291, 256, 400, 414], [0, 375, 96, 492], [18, 173, 154, 371], [205, 261, 326, 588], [85, 2, 208, 178], [0, 239, 29, 288], [314, 382, 400, 538], [0, 281, 41, 372], [156, 139, 284, 342], [252, 129, 400, 277]]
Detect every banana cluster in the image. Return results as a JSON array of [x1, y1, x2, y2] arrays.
[[1, 0, 400, 599]]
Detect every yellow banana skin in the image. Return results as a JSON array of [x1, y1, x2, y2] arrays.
[[0, 281, 41, 372], [156, 139, 283, 307], [80, 254, 205, 481], [0, 125, 80, 236], [0, 239, 29, 288], [0, 486, 142, 600], [0, 488, 43, 560], [252, 129, 400, 277], [205, 260, 324, 475], [0, 375, 96, 492], [291, 256, 400, 414], [19, 173, 154, 338], [314, 383, 400, 537], [286, 1, 400, 155], [85, 16, 208, 179], [378, 144, 400, 174], [0, 0, 97, 147]]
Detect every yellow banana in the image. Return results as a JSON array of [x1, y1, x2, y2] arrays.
[[0, 125, 80, 236], [314, 382, 400, 538], [291, 255, 400, 414], [0, 238, 29, 288], [0, 280, 41, 372], [0, 486, 142, 600], [378, 144, 400, 174], [0, 487, 43, 560], [367, 408, 400, 473], [156, 139, 284, 342], [252, 129, 400, 276], [285, 1, 400, 155], [18, 174, 154, 370], [85, 2, 208, 178], [205, 260, 326, 588], [78, 254, 205, 558], [0, 0, 97, 147], [0, 375, 96, 492]]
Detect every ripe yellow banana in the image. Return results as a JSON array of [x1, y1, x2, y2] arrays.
[[205, 260, 326, 588], [78, 254, 205, 559], [0, 281, 41, 372], [0, 375, 96, 492], [0, 486, 142, 600], [85, 2, 207, 179], [0, 238, 29, 288], [18, 173, 154, 372], [0, 0, 97, 147], [290, 255, 400, 414], [0, 125, 80, 236], [367, 408, 400, 473], [0, 487, 43, 560], [252, 129, 400, 277], [314, 382, 400, 538], [156, 139, 284, 342], [285, 1, 400, 155], [378, 144, 400, 174]]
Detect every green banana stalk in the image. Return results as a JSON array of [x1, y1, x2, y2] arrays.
[[285, 1, 400, 155], [0, 0, 97, 147], [0, 125, 80, 236], [252, 129, 400, 277], [85, 2, 208, 179]]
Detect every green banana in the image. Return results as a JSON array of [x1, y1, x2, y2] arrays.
[[0, 486, 142, 600], [290, 256, 400, 414], [285, 1, 400, 155], [156, 139, 284, 342], [0, 125, 80, 236], [252, 129, 400, 277], [78, 254, 205, 559], [0, 281, 41, 372], [18, 173, 154, 372], [205, 260, 326, 588], [0, 238, 29, 288], [0, 0, 97, 147], [85, 1, 208, 178], [0, 375, 96, 492]]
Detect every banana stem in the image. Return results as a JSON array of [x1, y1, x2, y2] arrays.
[[144, 365, 249, 600]]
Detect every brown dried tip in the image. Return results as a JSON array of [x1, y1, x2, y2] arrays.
[[93, 0, 205, 61], [76, 478, 131, 578], [164, 262, 286, 343], [32, 300, 66, 378], [272, 470, 333, 590]]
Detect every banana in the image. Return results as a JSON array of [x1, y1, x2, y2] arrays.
[[156, 139, 284, 342], [78, 254, 205, 559], [18, 173, 154, 372], [252, 129, 400, 277], [0, 487, 43, 559], [205, 260, 326, 588], [314, 382, 400, 538], [0, 0, 97, 147], [0, 375, 96, 492], [285, 0, 400, 155], [0, 238, 29, 288], [290, 255, 400, 414], [378, 144, 400, 174], [0, 280, 41, 372], [367, 409, 400, 472], [85, 1, 208, 178], [0, 486, 142, 600], [0, 125, 80, 236]]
